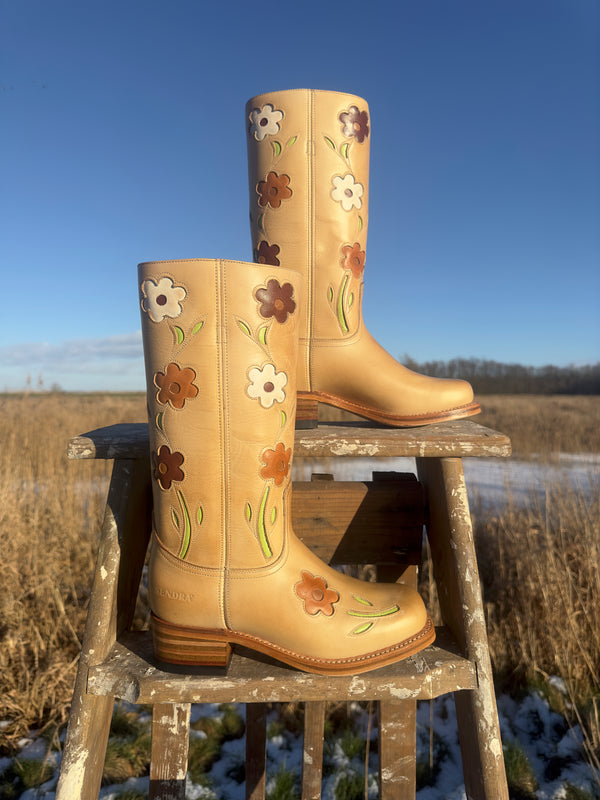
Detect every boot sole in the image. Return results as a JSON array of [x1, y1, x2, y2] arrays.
[[296, 391, 481, 429], [151, 614, 436, 676]]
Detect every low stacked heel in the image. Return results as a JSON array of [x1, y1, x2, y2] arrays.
[[151, 615, 232, 667], [295, 394, 319, 429]]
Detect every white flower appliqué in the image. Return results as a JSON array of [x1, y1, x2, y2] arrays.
[[141, 277, 186, 322], [249, 104, 284, 141], [247, 363, 287, 408], [331, 174, 364, 211]]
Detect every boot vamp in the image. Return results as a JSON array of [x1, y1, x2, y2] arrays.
[[308, 328, 474, 416], [226, 533, 429, 661]]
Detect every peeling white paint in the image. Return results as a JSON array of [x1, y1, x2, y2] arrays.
[[55, 743, 88, 798], [348, 675, 366, 694], [389, 686, 418, 700], [100, 565, 108, 581]]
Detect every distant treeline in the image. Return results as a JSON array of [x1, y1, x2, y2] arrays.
[[402, 357, 600, 395]]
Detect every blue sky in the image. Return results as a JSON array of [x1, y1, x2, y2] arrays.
[[2, 0, 599, 391]]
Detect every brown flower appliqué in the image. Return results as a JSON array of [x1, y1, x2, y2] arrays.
[[255, 279, 296, 323], [339, 105, 369, 143], [295, 571, 340, 617], [341, 242, 366, 278], [255, 240, 281, 266], [260, 442, 291, 487], [153, 445, 184, 490], [155, 363, 199, 409], [257, 171, 292, 209]]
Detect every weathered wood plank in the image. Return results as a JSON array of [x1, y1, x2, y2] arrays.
[[302, 701, 326, 800], [86, 628, 476, 705], [416, 457, 509, 800], [246, 704, 267, 800], [68, 423, 151, 460], [377, 560, 418, 799], [379, 701, 416, 800], [57, 458, 144, 800], [149, 703, 190, 800], [292, 479, 425, 566], [68, 420, 511, 461]]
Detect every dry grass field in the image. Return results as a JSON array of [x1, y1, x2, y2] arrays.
[[0, 392, 598, 767]]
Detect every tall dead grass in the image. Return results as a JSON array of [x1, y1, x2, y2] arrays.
[[0, 392, 598, 759], [476, 480, 600, 770], [0, 393, 144, 751]]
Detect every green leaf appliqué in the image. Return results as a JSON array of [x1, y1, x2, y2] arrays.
[[324, 136, 335, 150], [286, 136, 297, 147], [340, 142, 349, 159], [192, 320, 204, 335], [237, 319, 252, 338], [272, 140, 282, 157], [174, 326, 184, 345], [352, 622, 374, 635], [353, 595, 373, 606]]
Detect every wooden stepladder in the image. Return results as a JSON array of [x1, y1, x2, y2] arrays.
[[56, 419, 511, 800]]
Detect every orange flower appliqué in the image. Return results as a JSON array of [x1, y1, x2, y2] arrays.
[[295, 571, 340, 617], [341, 242, 366, 278], [255, 240, 281, 266], [260, 442, 291, 487], [255, 279, 296, 323], [257, 171, 292, 209], [155, 363, 199, 409], [153, 445, 184, 490]]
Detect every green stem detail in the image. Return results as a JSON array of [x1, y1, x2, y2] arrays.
[[337, 274, 350, 333], [347, 604, 400, 619], [177, 490, 192, 559], [258, 485, 272, 559]]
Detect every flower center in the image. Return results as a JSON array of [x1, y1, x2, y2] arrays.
[[344, 188, 353, 197], [274, 299, 284, 311], [259, 117, 268, 127], [269, 186, 278, 196], [263, 382, 275, 393], [311, 589, 325, 602], [276, 459, 286, 472], [158, 462, 168, 475], [353, 121, 361, 131], [156, 294, 167, 306], [169, 382, 181, 395]]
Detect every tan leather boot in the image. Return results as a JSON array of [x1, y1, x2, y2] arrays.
[[139, 258, 434, 674], [246, 89, 480, 428]]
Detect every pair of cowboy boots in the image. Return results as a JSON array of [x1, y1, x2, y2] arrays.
[[139, 90, 478, 675]]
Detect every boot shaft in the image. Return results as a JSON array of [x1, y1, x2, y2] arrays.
[[139, 258, 300, 573], [246, 89, 371, 350]]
